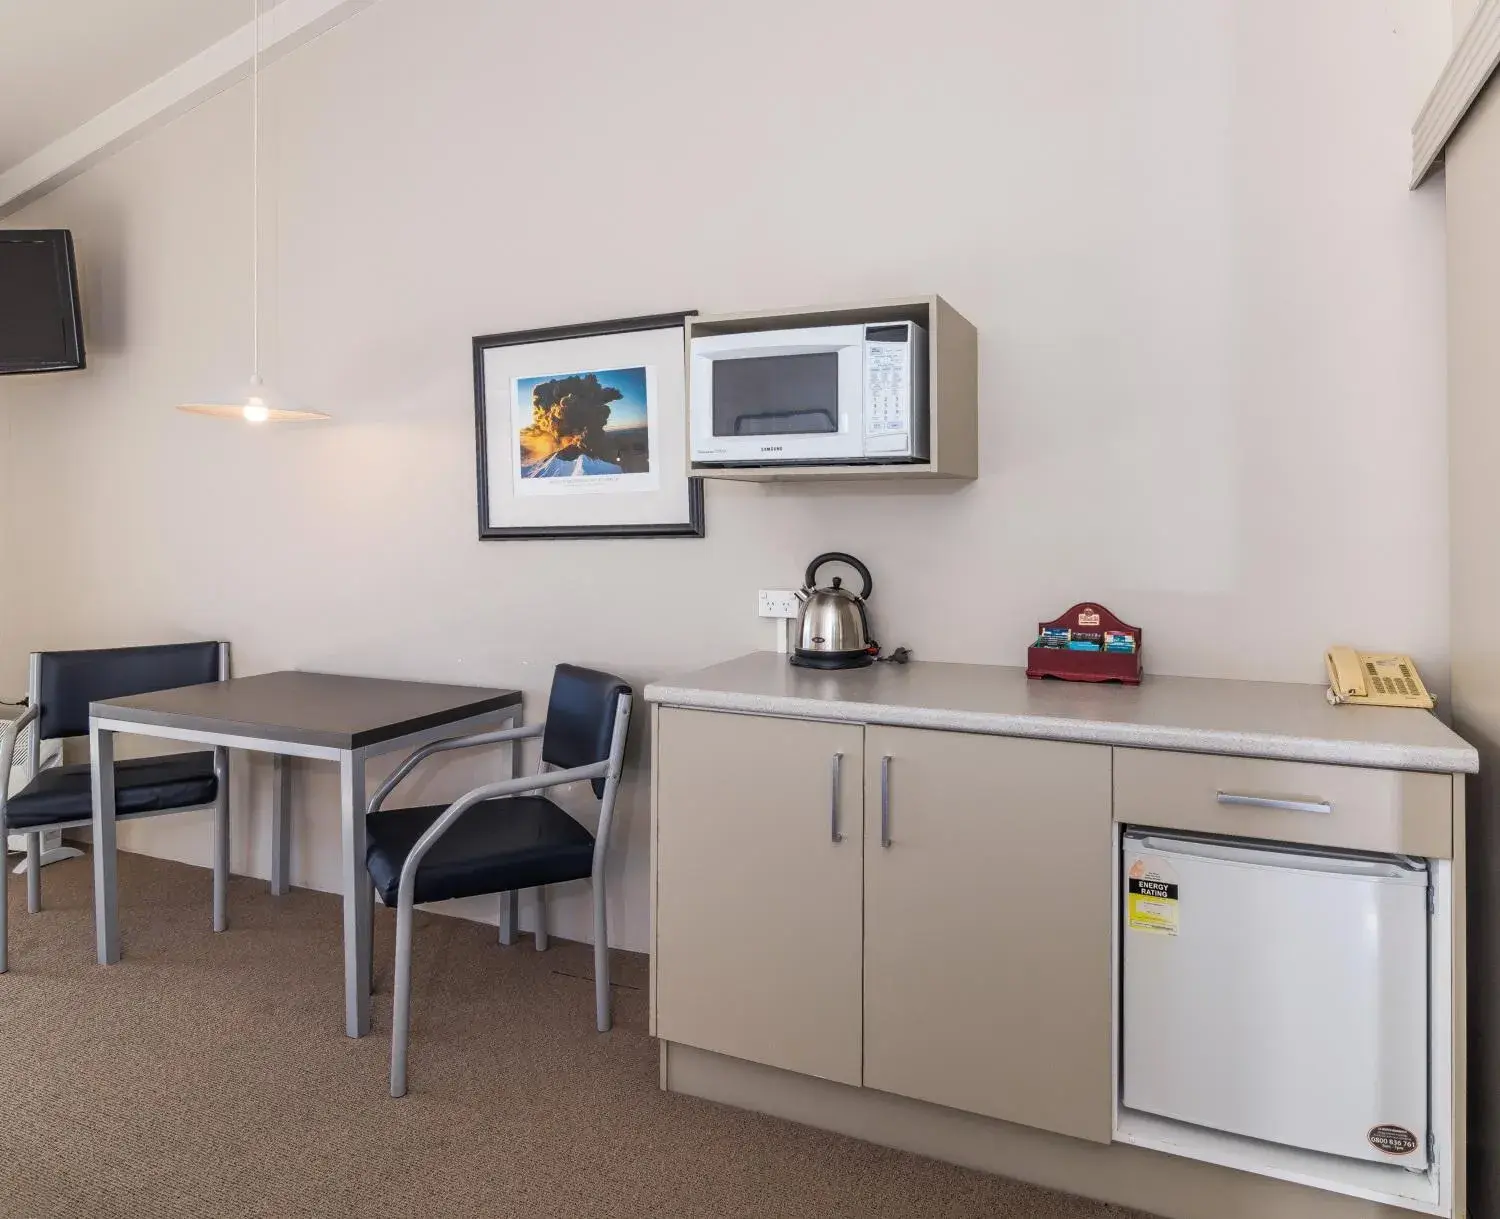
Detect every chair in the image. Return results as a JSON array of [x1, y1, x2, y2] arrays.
[[365, 663, 632, 1096], [0, 642, 230, 971]]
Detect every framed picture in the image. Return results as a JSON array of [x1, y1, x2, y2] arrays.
[[473, 312, 704, 540]]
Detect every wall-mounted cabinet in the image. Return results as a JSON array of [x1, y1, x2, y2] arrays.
[[687, 294, 978, 482]]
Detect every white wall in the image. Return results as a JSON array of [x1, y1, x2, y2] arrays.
[[0, 0, 1451, 951], [1446, 67, 1500, 1217]]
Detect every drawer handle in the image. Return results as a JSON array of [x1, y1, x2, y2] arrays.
[[880, 755, 893, 848], [830, 752, 844, 843], [1216, 791, 1333, 815]]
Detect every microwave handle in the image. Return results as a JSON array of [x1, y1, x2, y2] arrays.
[[805, 553, 873, 600]]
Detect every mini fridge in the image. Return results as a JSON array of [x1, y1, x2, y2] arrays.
[[1122, 830, 1430, 1167]]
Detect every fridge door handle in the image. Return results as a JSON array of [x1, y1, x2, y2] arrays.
[[1215, 791, 1333, 815]]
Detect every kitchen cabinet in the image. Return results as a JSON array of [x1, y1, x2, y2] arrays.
[[647, 654, 1477, 1218], [653, 706, 1114, 1139], [862, 727, 1113, 1141], [653, 708, 865, 1085]]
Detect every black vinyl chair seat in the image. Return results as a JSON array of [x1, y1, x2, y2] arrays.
[[4, 752, 219, 830], [365, 796, 596, 908]]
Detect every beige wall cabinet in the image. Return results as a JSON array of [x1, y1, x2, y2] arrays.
[[653, 708, 866, 1085], [862, 727, 1113, 1142]]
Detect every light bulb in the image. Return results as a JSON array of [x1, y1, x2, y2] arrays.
[[243, 398, 270, 424]]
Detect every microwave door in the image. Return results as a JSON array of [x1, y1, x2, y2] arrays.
[[690, 327, 866, 464], [712, 353, 841, 440]]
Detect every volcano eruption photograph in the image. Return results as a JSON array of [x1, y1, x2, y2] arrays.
[[513, 366, 652, 482]]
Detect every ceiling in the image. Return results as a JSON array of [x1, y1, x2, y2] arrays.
[[0, 0, 250, 173]]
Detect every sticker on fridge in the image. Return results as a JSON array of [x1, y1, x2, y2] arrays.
[[1127, 856, 1179, 935], [1367, 1124, 1420, 1157]]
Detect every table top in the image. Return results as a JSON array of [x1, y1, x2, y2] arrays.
[[91, 671, 523, 752], [645, 652, 1478, 773]]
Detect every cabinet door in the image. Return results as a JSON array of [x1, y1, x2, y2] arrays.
[[863, 727, 1113, 1141], [654, 708, 865, 1085]]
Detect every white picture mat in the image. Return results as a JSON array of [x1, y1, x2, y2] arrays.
[[482, 325, 688, 530]]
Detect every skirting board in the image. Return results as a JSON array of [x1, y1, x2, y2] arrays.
[[660, 1041, 1427, 1219]]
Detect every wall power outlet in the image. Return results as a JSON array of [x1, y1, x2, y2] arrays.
[[758, 589, 801, 619]]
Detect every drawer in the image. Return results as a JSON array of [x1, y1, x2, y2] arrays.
[[1113, 748, 1452, 858]]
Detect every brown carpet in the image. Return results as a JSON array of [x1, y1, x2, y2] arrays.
[[0, 851, 1153, 1219]]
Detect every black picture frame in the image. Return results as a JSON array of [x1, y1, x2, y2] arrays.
[[472, 311, 704, 540]]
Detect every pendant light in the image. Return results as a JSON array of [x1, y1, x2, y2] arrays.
[[177, 0, 327, 424]]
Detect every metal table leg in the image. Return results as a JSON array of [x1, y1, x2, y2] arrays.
[[339, 750, 372, 1037], [499, 890, 518, 945], [271, 754, 291, 896], [90, 722, 119, 965], [212, 746, 230, 931], [25, 834, 41, 913]]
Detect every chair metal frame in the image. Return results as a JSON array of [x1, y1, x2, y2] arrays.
[[368, 691, 632, 1097], [0, 644, 232, 972], [5, 724, 70, 872]]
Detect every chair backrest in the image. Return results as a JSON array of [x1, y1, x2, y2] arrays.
[[30, 642, 228, 741], [541, 664, 632, 797]]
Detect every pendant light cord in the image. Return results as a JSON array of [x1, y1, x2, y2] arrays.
[[251, 0, 261, 382]]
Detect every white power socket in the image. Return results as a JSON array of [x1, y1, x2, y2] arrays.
[[758, 589, 801, 619]]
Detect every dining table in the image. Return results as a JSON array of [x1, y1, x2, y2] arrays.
[[88, 670, 524, 1037]]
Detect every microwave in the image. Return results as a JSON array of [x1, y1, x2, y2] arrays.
[[690, 321, 929, 467]]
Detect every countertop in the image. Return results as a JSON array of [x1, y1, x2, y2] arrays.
[[644, 653, 1479, 773]]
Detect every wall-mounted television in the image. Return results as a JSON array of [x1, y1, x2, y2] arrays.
[[0, 230, 85, 375]]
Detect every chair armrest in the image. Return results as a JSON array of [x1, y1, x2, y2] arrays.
[[0, 703, 40, 816], [394, 760, 610, 907], [367, 720, 543, 817]]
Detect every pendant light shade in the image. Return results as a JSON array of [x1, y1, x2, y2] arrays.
[[178, 375, 329, 423], [177, 0, 326, 424]]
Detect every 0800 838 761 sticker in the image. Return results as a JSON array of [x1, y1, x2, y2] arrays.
[[1367, 1124, 1420, 1157], [1127, 855, 1178, 935]]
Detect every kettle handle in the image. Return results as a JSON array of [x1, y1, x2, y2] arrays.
[[805, 552, 873, 600]]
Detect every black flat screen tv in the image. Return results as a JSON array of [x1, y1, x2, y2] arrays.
[[0, 230, 85, 374]]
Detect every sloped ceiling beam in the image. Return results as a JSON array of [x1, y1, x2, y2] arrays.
[[1412, 0, 1500, 187], [0, 0, 372, 218]]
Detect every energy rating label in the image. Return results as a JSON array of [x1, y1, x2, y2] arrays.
[[1127, 856, 1179, 935]]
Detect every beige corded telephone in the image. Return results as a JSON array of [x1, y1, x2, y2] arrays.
[[1325, 647, 1434, 709]]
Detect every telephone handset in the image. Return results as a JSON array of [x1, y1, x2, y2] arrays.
[[1324, 647, 1434, 710]]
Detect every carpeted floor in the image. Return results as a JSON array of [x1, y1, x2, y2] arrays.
[[0, 850, 1154, 1218]]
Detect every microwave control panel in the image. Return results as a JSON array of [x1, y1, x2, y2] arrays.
[[863, 323, 924, 456]]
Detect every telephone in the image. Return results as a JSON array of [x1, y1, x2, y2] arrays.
[[1324, 647, 1434, 710]]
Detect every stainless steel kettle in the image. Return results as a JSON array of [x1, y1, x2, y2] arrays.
[[792, 552, 875, 670]]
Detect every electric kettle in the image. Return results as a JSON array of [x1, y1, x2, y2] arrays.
[[792, 553, 875, 670]]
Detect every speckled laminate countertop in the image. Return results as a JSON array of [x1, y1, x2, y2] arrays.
[[644, 653, 1478, 773]]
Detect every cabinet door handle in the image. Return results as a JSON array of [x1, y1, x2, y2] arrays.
[[830, 752, 844, 843], [1216, 791, 1333, 815], [880, 755, 893, 848]]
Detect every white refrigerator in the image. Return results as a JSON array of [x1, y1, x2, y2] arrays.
[[1122, 830, 1430, 1167]]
